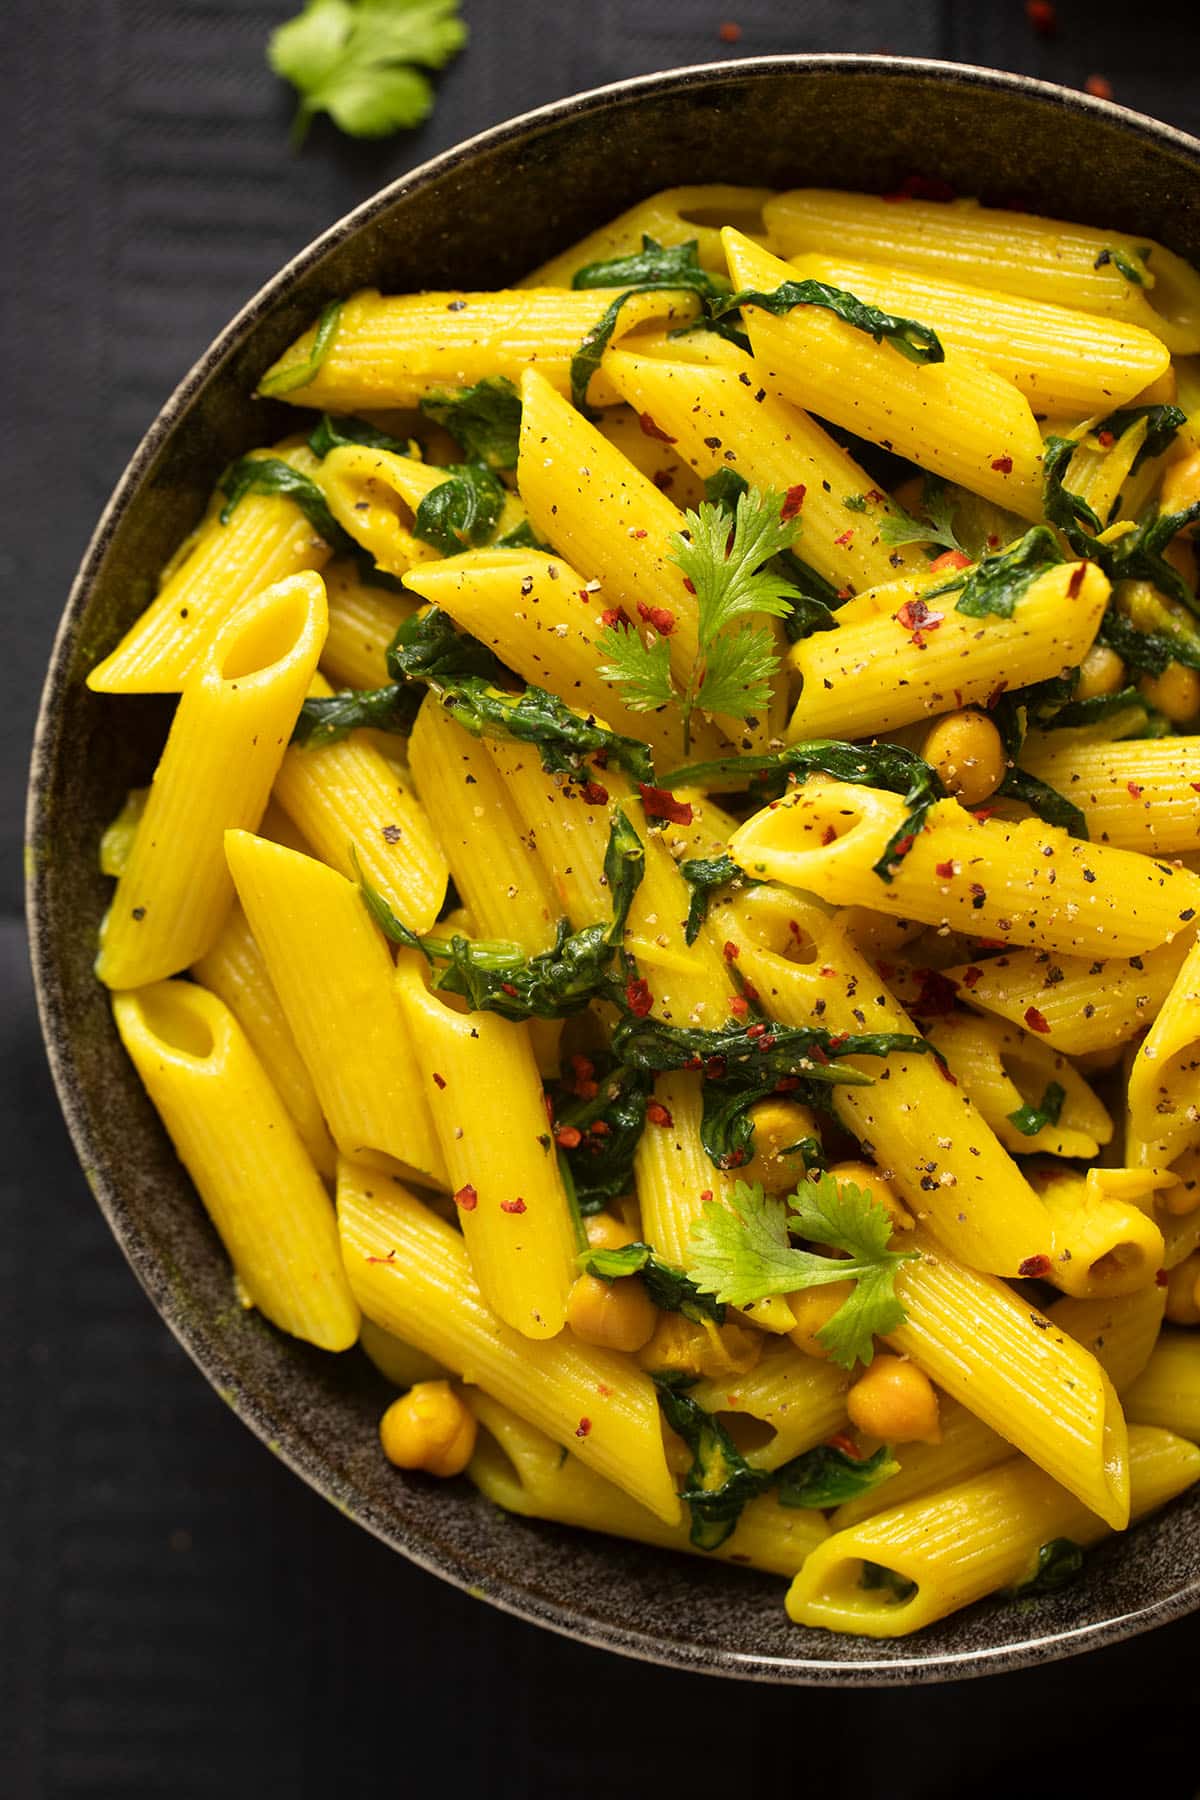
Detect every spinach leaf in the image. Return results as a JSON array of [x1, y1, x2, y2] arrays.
[[928, 526, 1067, 620], [568, 236, 730, 414], [581, 1242, 725, 1325], [1108, 501, 1200, 614], [495, 517, 550, 550], [419, 375, 523, 471], [1045, 686, 1158, 732], [1096, 605, 1200, 676], [291, 681, 422, 747], [218, 455, 351, 553], [652, 1377, 771, 1550], [258, 298, 343, 397], [548, 1058, 651, 1213], [1042, 435, 1105, 556], [1094, 246, 1149, 286], [774, 1442, 899, 1509], [711, 279, 944, 365], [307, 412, 413, 459], [1010, 1537, 1085, 1597], [1098, 403, 1187, 473], [680, 852, 755, 946], [998, 767, 1089, 838], [413, 461, 506, 555], [1007, 1080, 1066, 1137]]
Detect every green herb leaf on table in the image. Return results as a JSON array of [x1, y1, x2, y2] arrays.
[[1007, 1080, 1067, 1138], [580, 1242, 725, 1326], [269, 0, 467, 145], [419, 376, 523, 471], [686, 1176, 917, 1369], [711, 278, 945, 365], [773, 1442, 899, 1509]]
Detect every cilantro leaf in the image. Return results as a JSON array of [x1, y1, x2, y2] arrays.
[[1007, 1080, 1066, 1138], [686, 1176, 917, 1369], [580, 1242, 725, 1326], [774, 1442, 899, 1510], [269, 0, 467, 145], [419, 376, 523, 471], [878, 475, 965, 554], [595, 621, 675, 711], [693, 620, 781, 721]]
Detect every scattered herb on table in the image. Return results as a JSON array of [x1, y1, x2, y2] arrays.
[[269, 0, 467, 145]]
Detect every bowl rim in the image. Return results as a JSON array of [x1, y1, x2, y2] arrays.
[[26, 51, 1200, 1685]]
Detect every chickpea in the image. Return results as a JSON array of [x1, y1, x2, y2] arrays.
[[1138, 662, 1200, 724], [584, 1210, 638, 1252], [380, 1381, 476, 1476], [788, 1281, 855, 1359], [847, 1355, 942, 1444], [829, 1160, 913, 1234], [921, 709, 1007, 807], [740, 1099, 820, 1196], [1074, 643, 1127, 702], [566, 1272, 657, 1352], [1160, 448, 1200, 523], [1164, 1253, 1200, 1326]]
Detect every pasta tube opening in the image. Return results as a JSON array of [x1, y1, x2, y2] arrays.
[[216, 580, 325, 684], [118, 980, 223, 1066]]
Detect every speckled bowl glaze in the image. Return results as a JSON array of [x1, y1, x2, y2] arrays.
[[27, 56, 1200, 1683]]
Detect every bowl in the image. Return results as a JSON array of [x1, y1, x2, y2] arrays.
[[27, 54, 1200, 1684]]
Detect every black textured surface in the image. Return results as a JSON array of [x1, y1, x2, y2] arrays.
[[8, 4, 1200, 1795]]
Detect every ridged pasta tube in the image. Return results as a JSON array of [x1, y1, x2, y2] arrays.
[[1018, 735, 1200, 856]]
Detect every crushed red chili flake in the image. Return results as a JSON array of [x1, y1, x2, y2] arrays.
[[723, 940, 740, 961], [889, 834, 915, 859], [866, 488, 886, 504], [682, 576, 697, 594], [746, 1022, 768, 1039], [700, 1188, 714, 1203], [894, 596, 945, 647], [1024, 1006, 1051, 1034], [774, 1075, 801, 1092], [929, 549, 971, 572], [596, 1382, 612, 1398], [1127, 781, 1145, 799], [632, 527, 648, 539], [834, 528, 855, 547], [638, 782, 693, 825], [1066, 565, 1087, 598], [820, 824, 837, 846], [589, 1120, 610, 1137], [933, 1053, 958, 1086], [781, 483, 807, 519], [974, 936, 1009, 949], [1192, 783, 1200, 794], [961, 965, 984, 989], [575, 1417, 592, 1438], [1097, 428, 1116, 449], [1085, 74, 1114, 99], [730, 995, 750, 1018], [704, 1055, 728, 1079], [826, 1431, 863, 1459], [500, 981, 520, 997], [625, 977, 653, 1017], [935, 859, 957, 879], [554, 1126, 582, 1149], [971, 806, 999, 823], [1025, 0, 1057, 33], [985, 681, 1009, 710], [432, 1072, 446, 1089], [990, 455, 1014, 474], [1018, 1253, 1053, 1278], [639, 411, 676, 443], [600, 605, 632, 630], [909, 967, 960, 1017], [810, 1044, 830, 1066], [637, 601, 676, 635], [581, 779, 609, 806], [454, 1184, 478, 1211], [646, 1101, 674, 1128], [836, 586, 853, 600], [500, 1197, 527, 1214]]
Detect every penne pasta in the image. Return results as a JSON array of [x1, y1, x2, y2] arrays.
[[319, 558, 418, 690], [1018, 734, 1200, 855], [922, 1012, 1113, 1160], [1125, 1331, 1200, 1441], [522, 184, 778, 286], [1125, 934, 1200, 1169]]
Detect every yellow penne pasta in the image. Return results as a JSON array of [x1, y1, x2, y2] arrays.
[[358, 1314, 446, 1387], [88, 443, 332, 694], [730, 777, 1200, 957], [943, 933, 1194, 1054], [393, 955, 578, 1339], [922, 1012, 1113, 1159], [96, 573, 327, 989], [594, 405, 707, 510], [98, 786, 148, 878], [273, 673, 448, 931], [602, 346, 931, 590], [113, 981, 358, 1350], [787, 1425, 1198, 1638], [320, 559, 417, 689], [315, 445, 454, 578], [1126, 934, 1200, 1168], [406, 697, 560, 951], [785, 559, 1108, 741], [687, 1340, 851, 1471], [337, 1161, 681, 1522], [466, 1393, 828, 1578], [1018, 734, 1200, 855], [887, 1231, 1129, 1527], [783, 250, 1171, 412], [1176, 357, 1200, 453], [259, 287, 699, 412], [1026, 1164, 1164, 1299], [722, 229, 1046, 517], [191, 902, 336, 1179], [224, 831, 444, 1184], [521, 184, 778, 286], [764, 190, 1200, 354], [1125, 1331, 1200, 1440], [719, 886, 1056, 1276]]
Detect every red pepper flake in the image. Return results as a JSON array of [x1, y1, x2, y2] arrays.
[[454, 1184, 478, 1212], [581, 779, 609, 806], [1191, 783, 1200, 794], [974, 936, 1009, 950], [810, 1044, 830, 1066], [704, 1055, 728, 1079], [894, 596, 945, 647], [826, 1431, 863, 1460], [1024, 1006, 1051, 1034], [646, 1101, 674, 1128], [961, 965, 984, 990], [746, 1021, 768, 1039], [554, 1126, 582, 1150], [682, 576, 697, 594], [781, 483, 807, 519], [987, 534, 1000, 549], [575, 1417, 592, 1438], [639, 411, 676, 443], [836, 586, 853, 601], [596, 1382, 612, 1398], [1085, 74, 1114, 99], [929, 549, 971, 572], [889, 834, 916, 860], [636, 601, 676, 635], [971, 806, 999, 823], [742, 980, 760, 1005], [1127, 781, 1144, 799], [1097, 428, 1116, 449], [432, 1072, 446, 1089], [589, 1120, 610, 1137], [1025, 0, 1056, 32], [718, 19, 741, 42], [820, 824, 837, 846], [500, 981, 520, 997], [991, 455, 1014, 474], [625, 977, 653, 1017], [834, 528, 855, 547], [935, 859, 957, 879], [500, 1197, 527, 1214], [601, 605, 632, 630], [1066, 565, 1087, 599], [933, 1053, 958, 1086], [730, 995, 750, 1018], [632, 527, 648, 539], [723, 940, 739, 962], [909, 967, 960, 1018], [826, 1032, 849, 1052], [638, 782, 694, 825], [1018, 1253, 1053, 1279], [866, 488, 886, 504], [985, 681, 1009, 710]]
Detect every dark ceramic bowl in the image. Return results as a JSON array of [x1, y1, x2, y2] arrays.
[[27, 55, 1200, 1683]]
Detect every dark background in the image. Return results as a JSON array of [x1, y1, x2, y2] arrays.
[[6, 3, 1200, 1795]]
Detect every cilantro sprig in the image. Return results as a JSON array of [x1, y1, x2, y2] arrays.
[[269, 0, 467, 145], [686, 1176, 916, 1369], [878, 475, 966, 555], [596, 485, 801, 752]]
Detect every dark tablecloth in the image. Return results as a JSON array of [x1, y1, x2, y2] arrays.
[[6, 3, 1200, 1794]]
